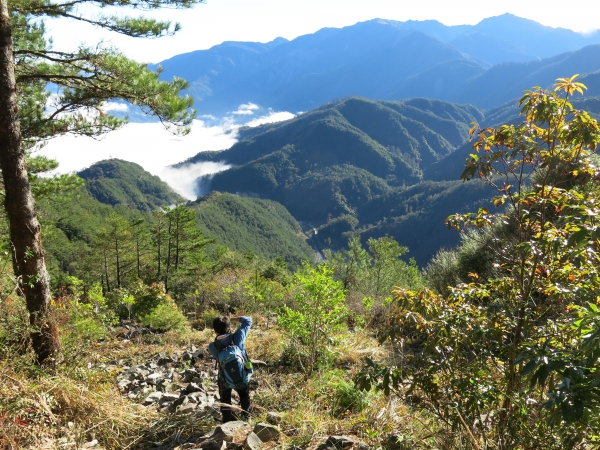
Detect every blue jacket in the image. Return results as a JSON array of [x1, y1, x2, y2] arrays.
[[208, 316, 253, 360]]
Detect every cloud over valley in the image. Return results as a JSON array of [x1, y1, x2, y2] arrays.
[[39, 103, 295, 200]]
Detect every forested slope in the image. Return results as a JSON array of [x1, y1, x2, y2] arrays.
[[178, 97, 491, 264], [191, 192, 315, 267], [78, 159, 182, 212]]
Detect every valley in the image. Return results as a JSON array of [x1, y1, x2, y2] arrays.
[[2, 6, 600, 450]]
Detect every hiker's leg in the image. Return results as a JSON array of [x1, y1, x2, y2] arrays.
[[236, 386, 252, 421], [237, 386, 251, 412], [218, 379, 234, 423]]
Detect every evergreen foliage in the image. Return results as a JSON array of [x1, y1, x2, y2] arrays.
[[179, 97, 490, 264], [191, 192, 314, 268], [78, 159, 182, 212]]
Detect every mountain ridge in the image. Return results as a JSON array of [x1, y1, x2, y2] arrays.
[[151, 14, 600, 116]]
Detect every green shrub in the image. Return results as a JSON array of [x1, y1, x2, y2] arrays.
[[0, 296, 29, 356], [57, 295, 113, 363], [105, 281, 171, 320], [331, 380, 370, 417], [279, 264, 347, 377], [140, 299, 187, 331], [191, 308, 220, 331]]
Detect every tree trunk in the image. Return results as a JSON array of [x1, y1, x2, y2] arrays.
[[103, 249, 111, 292], [0, 0, 59, 364], [114, 235, 121, 288], [165, 216, 172, 293]]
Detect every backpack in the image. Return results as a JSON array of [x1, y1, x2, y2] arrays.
[[214, 338, 253, 389]]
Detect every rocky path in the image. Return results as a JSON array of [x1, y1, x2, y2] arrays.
[[111, 345, 372, 450]]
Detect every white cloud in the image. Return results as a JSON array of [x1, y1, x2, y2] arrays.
[[232, 102, 260, 115], [245, 110, 295, 127], [39, 119, 238, 176], [161, 161, 231, 199], [102, 101, 129, 112]]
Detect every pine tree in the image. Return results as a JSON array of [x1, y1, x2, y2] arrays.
[[0, 0, 203, 363]]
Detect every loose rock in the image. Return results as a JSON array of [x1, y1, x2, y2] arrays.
[[266, 412, 282, 425], [243, 432, 263, 450], [253, 423, 280, 442], [325, 435, 354, 449]]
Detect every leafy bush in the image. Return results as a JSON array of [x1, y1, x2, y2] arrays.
[[0, 296, 29, 356], [139, 298, 187, 331], [357, 77, 600, 448], [105, 281, 171, 320], [190, 308, 220, 331], [331, 380, 370, 417], [55, 295, 114, 363], [279, 263, 347, 376]]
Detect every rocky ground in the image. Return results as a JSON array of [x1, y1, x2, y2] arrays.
[[105, 328, 378, 450]]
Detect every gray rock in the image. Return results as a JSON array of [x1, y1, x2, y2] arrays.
[[325, 435, 354, 449], [172, 371, 183, 382], [226, 443, 243, 450], [200, 440, 227, 450], [243, 432, 263, 450], [173, 395, 189, 407], [143, 392, 163, 405], [356, 443, 370, 450], [134, 367, 149, 377], [117, 380, 131, 389], [253, 423, 280, 443], [157, 357, 174, 366], [185, 382, 203, 393], [177, 403, 197, 414], [209, 421, 250, 442], [192, 349, 207, 361], [265, 412, 282, 425], [161, 392, 181, 402], [206, 405, 222, 421], [147, 372, 163, 381]]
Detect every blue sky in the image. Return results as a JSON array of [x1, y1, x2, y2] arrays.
[[46, 0, 600, 64]]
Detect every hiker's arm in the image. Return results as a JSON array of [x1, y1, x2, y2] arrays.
[[207, 342, 219, 360], [232, 316, 252, 344]]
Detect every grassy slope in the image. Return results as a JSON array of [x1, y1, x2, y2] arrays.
[[191, 192, 315, 267]]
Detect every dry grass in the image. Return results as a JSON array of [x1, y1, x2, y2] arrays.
[[0, 316, 450, 449], [0, 325, 216, 449]]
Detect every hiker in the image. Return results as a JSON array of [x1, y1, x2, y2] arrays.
[[208, 315, 253, 422]]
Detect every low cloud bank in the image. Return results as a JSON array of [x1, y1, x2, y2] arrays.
[[39, 103, 295, 199], [160, 161, 231, 200]]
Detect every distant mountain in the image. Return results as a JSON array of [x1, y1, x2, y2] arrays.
[[424, 94, 600, 183], [78, 159, 182, 212], [180, 97, 481, 220], [152, 15, 600, 116], [191, 192, 315, 267], [450, 46, 600, 108], [175, 97, 492, 264]]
